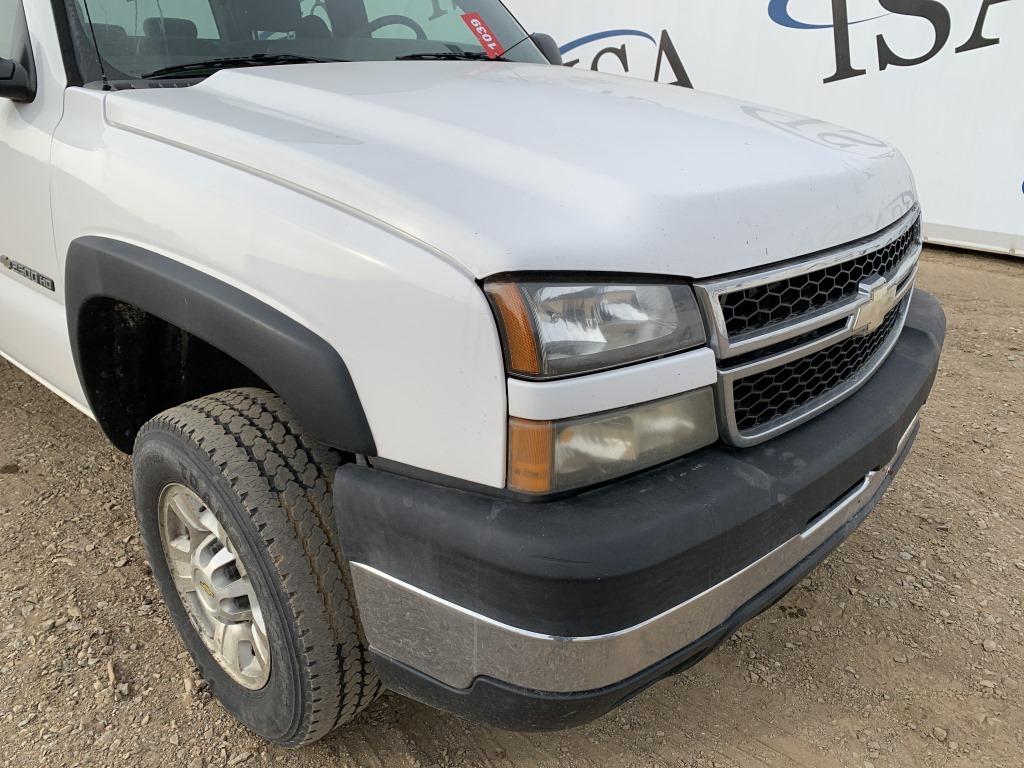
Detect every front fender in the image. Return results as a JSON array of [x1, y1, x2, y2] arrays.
[[65, 236, 375, 455]]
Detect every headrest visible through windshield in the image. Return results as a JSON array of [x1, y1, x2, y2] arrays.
[[142, 17, 199, 39], [232, 0, 302, 35]]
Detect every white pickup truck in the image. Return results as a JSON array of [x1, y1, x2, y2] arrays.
[[1, 0, 945, 747]]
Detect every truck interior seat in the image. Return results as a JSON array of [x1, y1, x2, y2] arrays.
[[142, 18, 199, 39], [296, 15, 332, 39], [89, 23, 131, 57], [235, 0, 303, 37], [137, 17, 218, 57]]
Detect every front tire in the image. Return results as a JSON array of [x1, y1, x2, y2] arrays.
[[132, 388, 380, 746]]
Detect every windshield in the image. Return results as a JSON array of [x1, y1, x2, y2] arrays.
[[65, 0, 545, 83]]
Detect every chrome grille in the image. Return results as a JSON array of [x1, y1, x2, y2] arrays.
[[720, 218, 921, 338], [695, 207, 922, 447], [732, 299, 905, 432]]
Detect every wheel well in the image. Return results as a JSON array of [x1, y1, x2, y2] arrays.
[[66, 237, 376, 455], [77, 298, 267, 452]]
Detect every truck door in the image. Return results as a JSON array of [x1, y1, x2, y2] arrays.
[[0, 0, 87, 406]]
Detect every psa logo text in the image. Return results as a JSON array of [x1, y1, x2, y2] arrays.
[[770, 0, 1013, 84]]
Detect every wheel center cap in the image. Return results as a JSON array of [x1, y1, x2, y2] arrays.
[[193, 569, 218, 609]]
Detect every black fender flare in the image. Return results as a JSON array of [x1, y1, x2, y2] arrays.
[[65, 236, 376, 455]]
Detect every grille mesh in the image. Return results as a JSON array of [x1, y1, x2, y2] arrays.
[[731, 299, 906, 433], [720, 218, 920, 338]]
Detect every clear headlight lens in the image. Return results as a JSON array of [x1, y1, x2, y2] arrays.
[[508, 388, 718, 494], [486, 280, 706, 378]]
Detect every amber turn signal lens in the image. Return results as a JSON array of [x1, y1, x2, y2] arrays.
[[484, 282, 541, 376], [508, 418, 554, 494], [508, 389, 719, 495]]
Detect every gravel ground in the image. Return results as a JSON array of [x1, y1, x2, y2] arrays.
[[1, 248, 1022, 768]]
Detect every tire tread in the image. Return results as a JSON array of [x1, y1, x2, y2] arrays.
[[137, 388, 379, 746]]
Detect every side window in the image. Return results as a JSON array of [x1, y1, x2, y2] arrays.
[[0, 0, 18, 60]]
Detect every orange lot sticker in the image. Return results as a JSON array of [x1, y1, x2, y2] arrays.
[[461, 12, 505, 59]]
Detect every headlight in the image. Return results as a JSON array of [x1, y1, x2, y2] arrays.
[[486, 279, 707, 378], [508, 388, 718, 494]]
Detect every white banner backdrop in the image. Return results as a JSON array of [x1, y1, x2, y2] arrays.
[[505, 0, 1023, 256]]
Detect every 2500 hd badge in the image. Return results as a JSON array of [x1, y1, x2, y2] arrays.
[[1, 255, 56, 292]]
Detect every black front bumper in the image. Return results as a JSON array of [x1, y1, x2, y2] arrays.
[[335, 290, 945, 730]]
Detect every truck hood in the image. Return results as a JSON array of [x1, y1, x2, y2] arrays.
[[104, 62, 916, 279]]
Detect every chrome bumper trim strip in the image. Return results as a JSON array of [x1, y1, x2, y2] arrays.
[[350, 416, 919, 694]]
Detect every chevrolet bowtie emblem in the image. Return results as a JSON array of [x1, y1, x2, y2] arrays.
[[852, 275, 898, 336]]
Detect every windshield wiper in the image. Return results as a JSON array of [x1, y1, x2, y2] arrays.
[[142, 53, 344, 80], [395, 51, 508, 62]]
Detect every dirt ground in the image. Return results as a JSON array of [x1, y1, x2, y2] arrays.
[[1, 248, 1022, 768]]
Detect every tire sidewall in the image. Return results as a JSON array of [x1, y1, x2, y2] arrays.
[[133, 428, 311, 745]]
